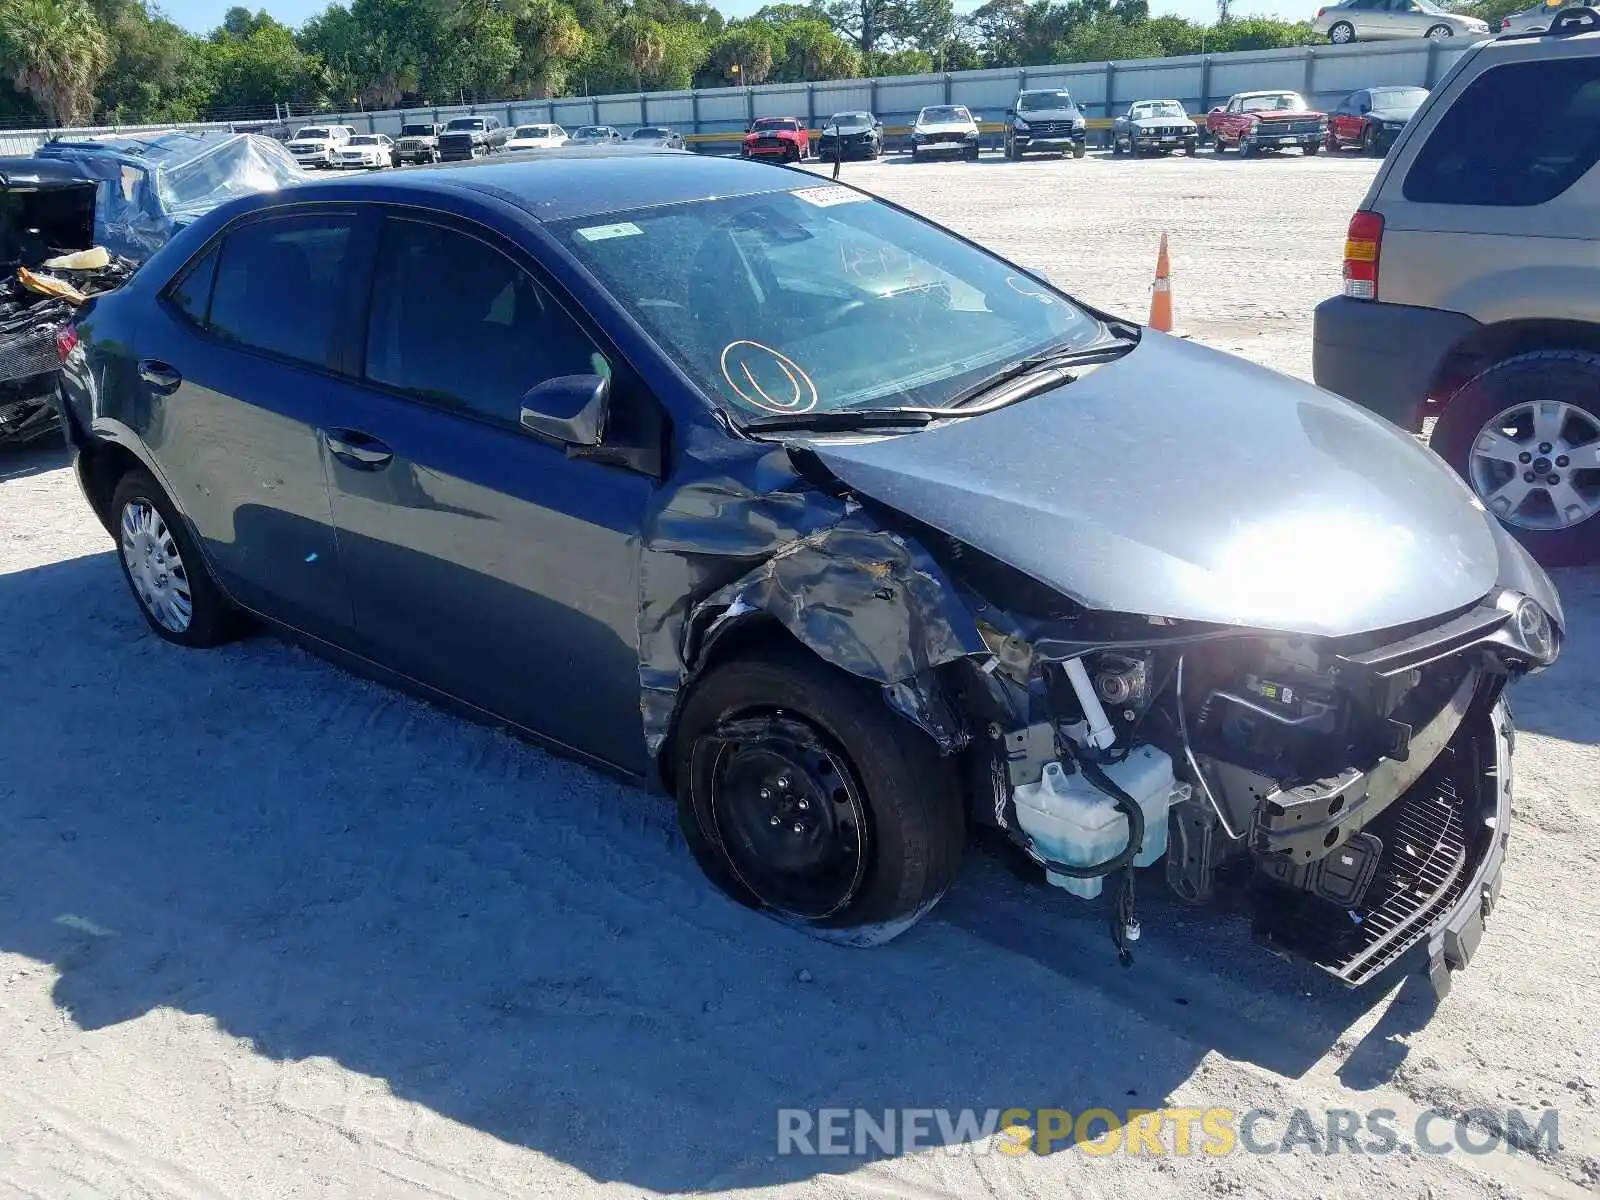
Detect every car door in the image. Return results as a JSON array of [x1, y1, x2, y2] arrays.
[[1333, 91, 1363, 142], [129, 207, 362, 641], [321, 210, 659, 771]]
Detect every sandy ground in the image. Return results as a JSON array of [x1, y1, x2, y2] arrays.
[[1, 149, 1597, 1200]]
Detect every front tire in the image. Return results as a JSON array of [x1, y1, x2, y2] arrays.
[[1328, 19, 1355, 42], [1429, 350, 1600, 567], [112, 469, 240, 647], [673, 649, 965, 941], [1071, 141, 1086, 159], [1303, 141, 1321, 156], [1426, 22, 1453, 38]]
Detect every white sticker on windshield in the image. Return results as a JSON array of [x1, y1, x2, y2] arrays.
[[792, 185, 866, 208], [576, 222, 643, 242]]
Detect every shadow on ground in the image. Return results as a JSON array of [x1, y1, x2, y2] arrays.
[[0, 438, 68, 484], [0, 551, 1426, 1192]]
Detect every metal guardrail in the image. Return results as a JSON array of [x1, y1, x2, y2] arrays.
[[0, 36, 1474, 159]]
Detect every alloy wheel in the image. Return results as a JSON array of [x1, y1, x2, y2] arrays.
[[704, 713, 869, 920], [1469, 400, 1600, 531], [120, 498, 193, 633], [1426, 23, 1454, 37]]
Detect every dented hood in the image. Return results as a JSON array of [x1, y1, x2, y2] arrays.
[[802, 333, 1501, 639]]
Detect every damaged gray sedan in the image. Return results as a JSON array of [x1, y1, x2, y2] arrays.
[[57, 153, 1563, 996]]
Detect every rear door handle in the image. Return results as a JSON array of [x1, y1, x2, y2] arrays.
[[323, 428, 394, 470], [138, 359, 182, 394]]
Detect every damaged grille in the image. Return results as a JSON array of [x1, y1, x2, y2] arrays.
[[1253, 763, 1473, 986]]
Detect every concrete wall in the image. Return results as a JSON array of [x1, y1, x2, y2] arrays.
[[0, 36, 1474, 158]]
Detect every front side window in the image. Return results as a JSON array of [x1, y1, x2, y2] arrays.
[[207, 215, 354, 367], [555, 187, 1102, 423], [365, 219, 606, 426], [1404, 58, 1600, 206]]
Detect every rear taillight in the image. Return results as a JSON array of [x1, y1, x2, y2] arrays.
[[1316, 6, 1326, 15], [1342, 210, 1383, 300], [55, 324, 78, 361]]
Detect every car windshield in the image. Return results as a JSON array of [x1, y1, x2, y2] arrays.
[[1414, 0, 1447, 11], [830, 112, 873, 129], [1132, 101, 1186, 118], [920, 106, 970, 123], [349, 136, 379, 145], [447, 118, 485, 131], [753, 119, 799, 131], [1240, 93, 1304, 113], [554, 187, 1103, 423], [516, 126, 552, 137], [295, 128, 329, 140], [1369, 86, 1428, 107], [631, 128, 670, 138], [1018, 92, 1072, 111], [400, 124, 434, 136], [574, 127, 608, 137]]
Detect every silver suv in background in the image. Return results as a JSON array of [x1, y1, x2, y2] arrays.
[[1313, 7, 1600, 565], [1313, 0, 1490, 43]]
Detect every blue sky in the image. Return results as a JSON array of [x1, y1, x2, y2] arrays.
[[161, 0, 1303, 35]]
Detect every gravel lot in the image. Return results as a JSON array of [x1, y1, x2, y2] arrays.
[[1, 149, 1597, 1200]]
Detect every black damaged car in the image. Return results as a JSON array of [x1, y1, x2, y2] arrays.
[[55, 153, 1563, 999]]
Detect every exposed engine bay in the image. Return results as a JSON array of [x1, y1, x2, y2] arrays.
[[937, 546, 1560, 995]]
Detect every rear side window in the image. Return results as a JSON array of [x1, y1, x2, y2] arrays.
[[1404, 57, 1600, 206], [208, 215, 354, 366], [167, 246, 219, 326], [363, 219, 606, 426]]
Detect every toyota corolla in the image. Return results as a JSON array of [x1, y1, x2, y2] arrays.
[[55, 151, 1563, 998]]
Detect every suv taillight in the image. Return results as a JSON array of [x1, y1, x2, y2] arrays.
[[1342, 210, 1383, 300], [55, 324, 78, 361]]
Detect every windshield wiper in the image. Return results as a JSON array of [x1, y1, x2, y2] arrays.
[[740, 407, 940, 433], [944, 336, 1138, 410]]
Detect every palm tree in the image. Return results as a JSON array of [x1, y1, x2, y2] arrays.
[[0, 0, 112, 126], [615, 14, 666, 91]]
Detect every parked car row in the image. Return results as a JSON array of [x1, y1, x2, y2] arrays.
[[292, 119, 689, 170]]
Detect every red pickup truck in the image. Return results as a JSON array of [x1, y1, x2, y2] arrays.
[[1207, 90, 1328, 157]]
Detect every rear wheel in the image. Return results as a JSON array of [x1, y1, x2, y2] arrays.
[[111, 469, 241, 647], [1363, 123, 1384, 156], [1110, 134, 1123, 156], [1429, 350, 1600, 567], [1328, 19, 1355, 42], [1426, 22, 1454, 38], [673, 649, 965, 941], [1071, 141, 1086, 159]]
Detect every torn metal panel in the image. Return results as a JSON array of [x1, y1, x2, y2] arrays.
[[637, 440, 987, 759]]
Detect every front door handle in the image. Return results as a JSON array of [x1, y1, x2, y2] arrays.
[[323, 428, 394, 470], [138, 359, 182, 394]]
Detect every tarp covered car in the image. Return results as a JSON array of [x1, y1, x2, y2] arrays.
[[0, 158, 133, 447], [33, 130, 308, 264]]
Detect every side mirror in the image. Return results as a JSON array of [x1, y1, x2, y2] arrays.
[[519, 374, 609, 446], [1005, 108, 1016, 117]]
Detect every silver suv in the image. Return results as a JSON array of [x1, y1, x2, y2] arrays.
[[1313, 0, 1490, 43], [1312, 7, 1600, 565]]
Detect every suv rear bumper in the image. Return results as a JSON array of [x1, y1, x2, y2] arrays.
[[1313, 295, 1480, 431]]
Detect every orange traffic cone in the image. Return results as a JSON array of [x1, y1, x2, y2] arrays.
[[1148, 233, 1174, 333]]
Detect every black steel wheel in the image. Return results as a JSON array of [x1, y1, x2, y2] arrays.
[[673, 649, 964, 941]]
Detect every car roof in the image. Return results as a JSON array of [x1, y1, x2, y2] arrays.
[[1234, 89, 1300, 97], [277, 148, 804, 223]]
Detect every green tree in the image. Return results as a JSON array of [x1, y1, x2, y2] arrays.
[[614, 13, 668, 87], [773, 17, 859, 79], [0, 0, 113, 124], [208, 14, 324, 111], [707, 23, 777, 83], [87, 0, 214, 122]]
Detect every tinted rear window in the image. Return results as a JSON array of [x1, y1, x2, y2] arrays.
[[1404, 57, 1600, 206], [208, 216, 354, 367]]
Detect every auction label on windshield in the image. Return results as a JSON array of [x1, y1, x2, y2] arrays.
[[792, 186, 867, 208], [575, 222, 643, 242]]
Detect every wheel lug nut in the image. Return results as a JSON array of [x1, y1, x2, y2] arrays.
[[1519, 452, 1532, 464], [792, 823, 805, 834], [1539, 442, 1552, 454], [797, 798, 809, 811], [770, 815, 781, 827], [1557, 455, 1570, 468], [776, 777, 790, 791], [1547, 474, 1560, 485], [1523, 471, 1536, 483], [759, 788, 771, 801]]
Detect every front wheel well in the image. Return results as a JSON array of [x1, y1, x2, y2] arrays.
[[77, 440, 145, 536], [1430, 319, 1600, 412]]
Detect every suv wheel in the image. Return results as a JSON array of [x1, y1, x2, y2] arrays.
[[1426, 22, 1454, 37], [1071, 141, 1086, 159], [1328, 19, 1355, 42], [673, 649, 964, 942], [1430, 350, 1600, 566]]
